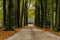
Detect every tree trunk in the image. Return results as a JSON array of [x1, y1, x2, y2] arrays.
[[43, 0, 47, 28], [50, 0, 54, 31], [16, 0, 20, 27], [54, 0, 60, 32], [40, 0, 44, 27], [7, 0, 14, 30], [3, 0, 7, 29], [24, 0, 28, 26], [20, 0, 25, 27], [35, 0, 41, 26]]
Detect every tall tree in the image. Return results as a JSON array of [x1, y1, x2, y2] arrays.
[[50, 0, 54, 31], [54, 0, 60, 31], [35, 0, 37, 26], [16, 0, 20, 27], [24, 0, 28, 26], [58, 0, 60, 31], [40, 0, 44, 27], [43, 0, 47, 28], [7, 0, 14, 30], [20, 0, 25, 27], [40, 0, 48, 28], [13, 0, 20, 28], [3, 0, 7, 29], [35, 0, 41, 26]]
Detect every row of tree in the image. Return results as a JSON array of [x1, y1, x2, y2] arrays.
[[3, 0, 60, 32], [3, 0, 28, 31], [35, 0, 60, 32]]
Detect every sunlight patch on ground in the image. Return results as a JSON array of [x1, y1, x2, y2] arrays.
[[28, 24, 34, 27]]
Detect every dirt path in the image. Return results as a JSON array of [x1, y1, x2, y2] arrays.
[[6, 25, 60, 40]]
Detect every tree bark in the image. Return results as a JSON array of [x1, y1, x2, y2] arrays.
[[7, 0, 14, 30], [16, 0, 20, 27], [40, 0, 44, 27], [3, 0, 7, 29], [24, 0, 28, 26], [35, 0, 41, 26], [54, 0, 60, 31], [50, 0, 54, 31]]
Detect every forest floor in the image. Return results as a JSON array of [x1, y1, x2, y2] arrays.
[[38, 27, 60, 36], [0, 27, 27, 40], [5, 24, 60, 40]]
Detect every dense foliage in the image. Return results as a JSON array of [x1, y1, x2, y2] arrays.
[[0, 0, 60, 32]]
